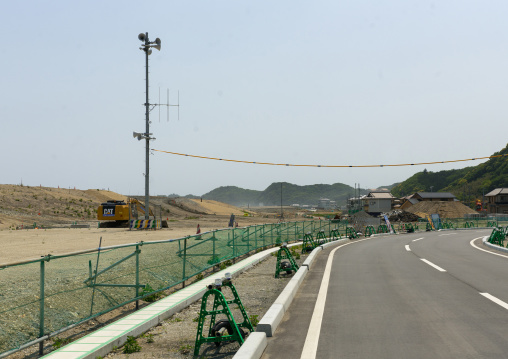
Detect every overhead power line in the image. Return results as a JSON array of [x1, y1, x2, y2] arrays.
[[151, 149, 507, 168]]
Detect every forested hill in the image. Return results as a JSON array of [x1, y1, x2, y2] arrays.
[[391, 143, 508, 202], [202, 182, 367, 207]]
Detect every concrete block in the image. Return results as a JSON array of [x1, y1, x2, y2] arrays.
[[273, 286, 296, 311], [320, 238, 348, 249], [256, 303, 285, 337], [233, 332, 267, 359], [291, 266, 308, 287], [302, 246, 322, 269]]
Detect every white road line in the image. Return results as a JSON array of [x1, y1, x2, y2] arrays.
[[480, 293, 508, 310], [421, 258, 446, 272], [470, 237, 508, 259], [300, 237, 371, 359], [412, 237, 423, 242], [405, 245, 411, 251], [439, 233, 456, 236]]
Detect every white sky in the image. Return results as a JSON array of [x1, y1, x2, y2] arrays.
[[1, 1, 507, 196]]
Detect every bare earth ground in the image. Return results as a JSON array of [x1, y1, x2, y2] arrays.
[[0, 185, 308, 358], [0, 215, 280, 265]]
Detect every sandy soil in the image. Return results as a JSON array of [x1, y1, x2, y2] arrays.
[[0, 184, 286, 264], [0, 215, 284, 265]]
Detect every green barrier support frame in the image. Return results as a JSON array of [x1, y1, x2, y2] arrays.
[[365, 225, 376, 237], [275, 244, 299, 278], [330, 228, 341, 240], [488, 228, 505, 247], [346, 227, 358, 239], [302, 232, 318, 253], [194, 275, 252, 356], [316, 230, 327, 244]]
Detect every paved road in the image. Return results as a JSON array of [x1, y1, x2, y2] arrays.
[[262, 229, 508, 359]]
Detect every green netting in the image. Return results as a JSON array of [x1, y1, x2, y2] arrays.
[[0, 262, 41, 353], [0, 219, 355, 355]]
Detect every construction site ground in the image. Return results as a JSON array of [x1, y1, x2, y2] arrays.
[[0, 185, 304, 264], [405, 200, 478, 219]]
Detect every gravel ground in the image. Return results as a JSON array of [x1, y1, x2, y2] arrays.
[[101, 251, 306, 359]]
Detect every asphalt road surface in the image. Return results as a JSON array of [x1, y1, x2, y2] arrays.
[[262, 229, 508, 359]]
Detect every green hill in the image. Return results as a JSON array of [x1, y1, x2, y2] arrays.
[[202, 182, 367, 207], [392, 143, 508, 205], [202, 186, 260, 205]]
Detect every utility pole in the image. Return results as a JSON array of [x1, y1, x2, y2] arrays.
[[134, 32, 161, 220], [280, 182, 283, 220]]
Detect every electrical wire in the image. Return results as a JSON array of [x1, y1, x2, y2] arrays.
[[151, 149, 508, 168]]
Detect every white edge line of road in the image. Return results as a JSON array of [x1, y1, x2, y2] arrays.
[[470, 236, 508, 258], [405, 245, 411, 251], [470, 238, 508, 312], [300, 237, 372, 359]]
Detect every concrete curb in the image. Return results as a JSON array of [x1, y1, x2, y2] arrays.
[[248, 238, 348, 359], [482, 235, 508, 254], [320, 238, 349, 249], [301, 246, 322, 269], [255, 304, 285, 337], [233, 332, 267, 359]]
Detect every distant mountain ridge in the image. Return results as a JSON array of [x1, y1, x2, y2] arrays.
[[202, 182, 368, 207]]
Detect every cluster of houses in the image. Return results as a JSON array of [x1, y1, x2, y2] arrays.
[[347, 188, 508, 216]]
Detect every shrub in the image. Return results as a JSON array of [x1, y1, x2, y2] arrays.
[[123, 336, 141, 354]]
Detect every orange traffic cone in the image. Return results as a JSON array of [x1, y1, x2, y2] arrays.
[[196, 224, 201, 234]]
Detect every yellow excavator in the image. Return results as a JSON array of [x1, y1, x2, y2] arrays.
[[97, 198, 154, 227]]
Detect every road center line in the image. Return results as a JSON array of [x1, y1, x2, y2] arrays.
[[421, 258, 446, 272], [405, 245, 411, 251], [300, 237, 371, 359], [480, 293, 508, 310], [412, 237, 423, 242]]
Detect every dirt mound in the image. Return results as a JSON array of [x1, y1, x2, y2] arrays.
[[189, 199, 246, 215], [406, 201, 477, 219], [386, 210, 421, 222], [84, 189, 127, 203]]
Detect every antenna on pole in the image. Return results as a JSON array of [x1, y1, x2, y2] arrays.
[[156, 87, 180, 122]]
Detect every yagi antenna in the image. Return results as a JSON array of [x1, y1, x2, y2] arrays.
[[157, 88, 180, 122]]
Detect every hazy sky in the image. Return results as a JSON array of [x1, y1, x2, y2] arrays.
[[2, 1, 507, 196]]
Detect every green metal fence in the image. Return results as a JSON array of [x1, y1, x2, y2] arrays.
[[0, 219, 349, 356]]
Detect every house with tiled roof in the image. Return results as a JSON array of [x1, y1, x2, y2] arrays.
[[485, 188, 508, 214], [362, 191, 395, 214]]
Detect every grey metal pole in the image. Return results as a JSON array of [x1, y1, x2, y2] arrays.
[[144, 32, 150, 220]]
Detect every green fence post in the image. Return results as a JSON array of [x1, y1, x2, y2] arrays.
[[39, 259, 45, 356], [135, 244, 140, 310], [233, 230, 236, 262], [182, 237, 187, 288], [213, 231, 217, 270], [254, 226, 258, 251]]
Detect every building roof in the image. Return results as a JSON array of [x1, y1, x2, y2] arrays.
[[366, 191, 395, 199], [411, 192, 456, 199], [485, 188, 508, 197]]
